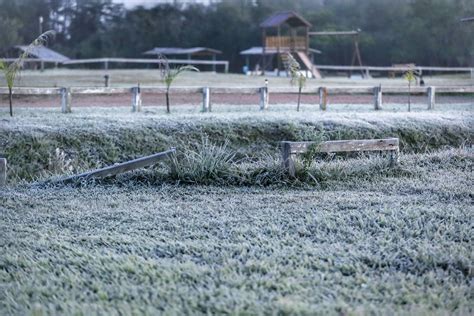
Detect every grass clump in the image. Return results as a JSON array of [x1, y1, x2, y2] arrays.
[[169, 137, 236, 184]]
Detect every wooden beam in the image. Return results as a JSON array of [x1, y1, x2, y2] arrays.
[[0, 87, 61, 95], [61, 58, 229, 72], [0, 158, 6, 187], [71, 87, 130, 94], [58, 148, 176, 184], [284, 138, 399, 154], [281, 138, 399, 177], [309, 31, 359, 36]]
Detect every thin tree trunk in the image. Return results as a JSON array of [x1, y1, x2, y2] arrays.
[[408, 82, 411, 112], [8, 87, 13, 117], [166, 88, 170, 114], [297, 86, 302, 112]]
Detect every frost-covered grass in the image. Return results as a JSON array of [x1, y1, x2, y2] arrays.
[[1, 106, 472, 182], [1, 69, 472, 88], [0, 100, 472, 313], [0, 149, 472, 314]]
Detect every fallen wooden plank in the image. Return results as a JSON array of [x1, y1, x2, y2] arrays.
[[58, 148, 176, 184]]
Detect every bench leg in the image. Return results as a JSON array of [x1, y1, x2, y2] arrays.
[[281, 143, 296, 177]]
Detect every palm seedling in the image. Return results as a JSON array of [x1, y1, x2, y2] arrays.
[[282, 53, 306, 112], [0, 31, 55, 117], [158, 55, 199, 114], [404, 68, 416, 112]]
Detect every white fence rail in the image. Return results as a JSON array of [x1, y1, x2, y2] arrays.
[[0, 85, 473, 113]]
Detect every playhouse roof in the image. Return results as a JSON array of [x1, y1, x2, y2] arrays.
[[240, 46, 321, 55], [15, 45, 70, 62], [260, 11, 312, 28], [143, 47, 222, 56]]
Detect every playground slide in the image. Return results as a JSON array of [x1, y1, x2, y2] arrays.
[[296, 52, 322, 79]]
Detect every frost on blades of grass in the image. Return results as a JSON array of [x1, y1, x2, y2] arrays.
[[0, 147, 472, 314], [0, 107, 472, 182]]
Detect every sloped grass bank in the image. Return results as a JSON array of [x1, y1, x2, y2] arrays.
[[0, 107, 472, 182], [0, 148, 472, 314]]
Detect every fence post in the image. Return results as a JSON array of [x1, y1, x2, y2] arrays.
[[281, 142, 296, 177], [131, 86, 142, 112], [427, 86, 435, 110], [259, 87, 269, 110], [202, 87, 211, 112], [319, 87, 327, 111], [104, 75, 110, 87], [389, 148, 400, 166], [60, 87, 72, 113], [0, 158, 6, 187], [373, 85, 382, 110]]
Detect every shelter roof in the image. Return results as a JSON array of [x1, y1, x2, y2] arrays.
[[240, 46, 321, 55], [15, 45, 70, 62], [260, 11, 312, 28], [143, 47, 222, 56]]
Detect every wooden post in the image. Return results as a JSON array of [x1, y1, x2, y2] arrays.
[[281, 142, 296, 177], [131, 86, 142, 112], [259, 84, 269, 110], [202, 87, 211, 112], [389, 147, 400, 166], [427, 86, 435, 110], [262, 29, 266, 76], [319, 87, 327, 111], [60, 87, 72, 113], [104, 75, 110, 87], [374, 85, 382, 110], [0, 158, 6, 187]]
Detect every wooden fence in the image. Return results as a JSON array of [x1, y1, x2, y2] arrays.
[[0, 85, 472, 113], [281, 138, 400, 177]]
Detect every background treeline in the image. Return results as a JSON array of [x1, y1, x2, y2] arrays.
[[0, 0, 472, 72]]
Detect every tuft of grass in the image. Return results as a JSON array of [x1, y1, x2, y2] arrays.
[[169, 137, 236, 184]]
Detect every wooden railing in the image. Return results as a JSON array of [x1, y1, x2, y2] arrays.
[[0, 85, 472, 113], [281, 138, 400, 176], [265, 36, 306, 50]]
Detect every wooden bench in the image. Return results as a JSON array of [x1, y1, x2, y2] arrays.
[[281, 138, 399, 177]]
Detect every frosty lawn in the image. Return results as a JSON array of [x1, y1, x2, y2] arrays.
[[0, 148, 472, 314]]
